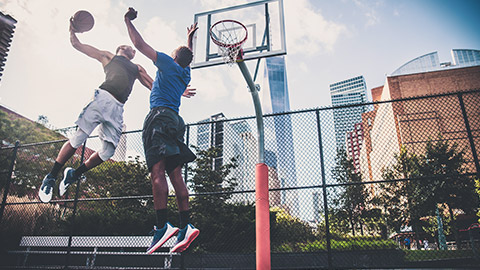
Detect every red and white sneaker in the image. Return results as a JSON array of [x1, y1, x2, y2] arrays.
[[147, 222, 179, 254], [170, 224, 200, 253]]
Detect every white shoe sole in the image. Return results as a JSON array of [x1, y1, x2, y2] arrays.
[[147, 225, 179, 254], [171, 227, 200, 253], [59, 167, 73, 196], [38, 186, 52, 203]]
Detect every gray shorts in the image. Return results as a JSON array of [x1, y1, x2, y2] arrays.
[[75, 89, 124, 147], [142, 107, 196, 173]]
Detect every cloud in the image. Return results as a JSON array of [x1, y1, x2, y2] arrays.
[[284, 0, 347, 55], [352, 0, 384, 27], [143, 17, 183, 53]]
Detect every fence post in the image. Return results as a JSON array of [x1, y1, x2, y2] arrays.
[[315, 110, 332, 269], [64, 140, 87, 269], [184, 125, 190, 183], [457, 93, 480, 174], [0, 140, 19, 224]]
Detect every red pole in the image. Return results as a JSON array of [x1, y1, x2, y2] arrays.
[[256, 163, 270, 270]]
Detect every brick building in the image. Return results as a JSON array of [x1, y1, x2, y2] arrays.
[[360, 65, 480, 188]]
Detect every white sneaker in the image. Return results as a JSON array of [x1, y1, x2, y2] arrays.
[[59, 167, 76, 196], [38, 174, 56, 203], [170, 224, 200, 253], [146, 222, 179, 254]]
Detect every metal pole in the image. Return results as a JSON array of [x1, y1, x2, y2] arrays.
[[237, 61, 265, 163], [184, 125, 190, 183], [315, 110, 332, 269], [64, 140, 87, 269], [0, 141, 19, 224], [237, 60, 270, 270], [457, 93, 480, 174]]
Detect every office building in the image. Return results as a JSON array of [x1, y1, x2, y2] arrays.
[[359, 57, 480, 187], [330, 76, 369, 152], [263, 56, 299, 217], [0, 12, 17, 81]]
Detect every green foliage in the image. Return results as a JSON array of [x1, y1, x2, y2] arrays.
[[0, 110, 65, 144], [270, 207, 316, 251], [1, 110, 68, 196], [273, 236, 397, 252], [0, 196, 67, 251], [188, 146, 256, 252], [476, 178, 480, 222], [331, 149, 372, 236], [377, 139, 478, 242], [63, 157, 156, 236]]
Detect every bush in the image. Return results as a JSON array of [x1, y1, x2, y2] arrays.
[[0, 196, 66, 251]]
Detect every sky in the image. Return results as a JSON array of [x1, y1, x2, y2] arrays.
[[0, 0, 479, 132]]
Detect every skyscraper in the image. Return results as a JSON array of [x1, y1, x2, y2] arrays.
[[330, 76, 369, 152], [197, 113, 225, 170], [0, 12, 17, 81], [263, 56, 299, 217]]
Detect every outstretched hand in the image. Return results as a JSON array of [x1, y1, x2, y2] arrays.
[[187, 22, 198, 38], [182, 85, 197, 98], [125, 7, 137, 21]]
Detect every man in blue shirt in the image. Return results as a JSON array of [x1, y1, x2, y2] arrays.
[[124, 7, 199, 254]]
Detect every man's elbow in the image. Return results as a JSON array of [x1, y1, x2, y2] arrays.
[[132, 40, 146, 51]]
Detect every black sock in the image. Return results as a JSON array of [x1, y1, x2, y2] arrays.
[[74, 163, 88, 178], [156, 209, 168, 228], [49, 161, 64, 178], [179, 210, 190, 228]]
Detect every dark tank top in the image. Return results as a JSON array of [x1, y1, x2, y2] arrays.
[[99, 55, 139, 104]]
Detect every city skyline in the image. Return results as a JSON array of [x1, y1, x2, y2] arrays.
[[0, 0, 478, 132]]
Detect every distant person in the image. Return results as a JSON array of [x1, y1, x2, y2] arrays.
[[404, 236, 411, 249], [39, 17, 195, 203], [423, 238, 429, 250], [124, 7, 199, 254]]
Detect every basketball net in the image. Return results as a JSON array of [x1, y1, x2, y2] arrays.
[[219, 46, 243, 66], [210, 20, 248, 66]]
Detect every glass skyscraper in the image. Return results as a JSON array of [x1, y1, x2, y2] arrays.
[[330, 76, 368, 151], [263, 56, 299, 217]]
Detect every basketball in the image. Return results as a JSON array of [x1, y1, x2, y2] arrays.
[[71, 10, 94, 33]]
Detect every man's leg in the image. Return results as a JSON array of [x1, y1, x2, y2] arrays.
[[151, 160, 168, 208], [60, 140, 114, 196], [168, 166, 189, 213], [169, 165, 199, 253], [146, 160, 179, 254], [39, 129, 88, 203]]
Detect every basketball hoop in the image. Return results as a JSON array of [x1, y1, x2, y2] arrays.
[[210, 19, 248, 65]]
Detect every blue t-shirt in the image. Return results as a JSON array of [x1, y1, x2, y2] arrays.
[[150, 52, 191, 112]]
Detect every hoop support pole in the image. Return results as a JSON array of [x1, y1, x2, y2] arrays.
[[237, 60, 270, 270]]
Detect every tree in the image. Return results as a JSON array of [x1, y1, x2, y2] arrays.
[[416, 140, 478, 246], [377, 146, 422, 234], [378, 139, 478, 246], [332, 149, 367, 236], [62, 157, 156, 236], [188, 146, 256, 252]]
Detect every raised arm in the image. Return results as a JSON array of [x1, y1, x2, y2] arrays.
[[69, 19, 113, 67], [136, 64, 153, 90], [187, 22, 198, 51], [124, 8, 157, 63]]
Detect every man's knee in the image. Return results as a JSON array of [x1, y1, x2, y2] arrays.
[[98, 141, 115, 161], [69, 129, 89, 148]]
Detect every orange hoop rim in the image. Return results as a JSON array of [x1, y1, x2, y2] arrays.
[[210, 19, 248, 49]]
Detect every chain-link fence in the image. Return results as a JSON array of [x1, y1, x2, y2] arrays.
[[1, 90, 479, 269]]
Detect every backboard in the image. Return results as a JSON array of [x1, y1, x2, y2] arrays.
[[192, 0, 286, 69]]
